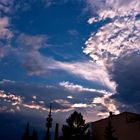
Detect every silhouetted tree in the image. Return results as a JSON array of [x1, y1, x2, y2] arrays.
[[31, 129, 39, 140], [104, 117, 118, 140], [86, 129, 91, 140], [54, 123, 59, 140], [62, 111, 90, 140], [22, 122, 30, 140]]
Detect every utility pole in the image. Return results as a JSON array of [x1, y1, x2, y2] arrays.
[[45, 103, 53, 140]]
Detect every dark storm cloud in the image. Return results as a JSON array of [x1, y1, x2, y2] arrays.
[[108, 53, 140, 112], [84, 0, 140, 115]]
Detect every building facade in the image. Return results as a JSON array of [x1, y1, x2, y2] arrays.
[[91, 112, 140, 140]]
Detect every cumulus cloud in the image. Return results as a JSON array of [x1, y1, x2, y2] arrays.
[[0, 90, 22, 112], [87, 17, 98, 24], [86, 0, 140, 20], [0, 90, 22, 105], [84, 0, 140, 112], [67, 96, 73, 99]]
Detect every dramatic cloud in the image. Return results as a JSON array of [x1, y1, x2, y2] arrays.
[[0, 0, 116, 92], [59, 81, 112, 94], [84, 0, 140, 112], [11, 32, 115, 90], [93, 93, 120, 117], [0, 79, 118, 117], [109, 54, 140, 112], [59, 81, 120, 117], [1, 0, 140, 126], [53, 61, 116, 91]]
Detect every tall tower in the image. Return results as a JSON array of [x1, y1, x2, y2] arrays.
[[45, 103, 53, 140]]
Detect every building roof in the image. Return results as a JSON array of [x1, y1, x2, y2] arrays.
[[92, 112, 140, 124]]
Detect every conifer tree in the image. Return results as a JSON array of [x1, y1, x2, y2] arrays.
[[22, 122, 30, 140], [62, 111, 89, 140], [31, 129, 39, 140], [104, 117, 118, 140]]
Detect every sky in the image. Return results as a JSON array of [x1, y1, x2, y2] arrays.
[[0, 0, 140, 139]]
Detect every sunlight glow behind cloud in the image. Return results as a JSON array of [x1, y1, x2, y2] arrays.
[[84, 0, 140, 113], [59, 81, 112, 94]]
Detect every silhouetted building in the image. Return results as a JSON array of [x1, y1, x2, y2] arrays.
[[91, 112, 140, 140]]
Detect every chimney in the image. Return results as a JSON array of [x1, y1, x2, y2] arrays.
[[109, 112, 113, 117]]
